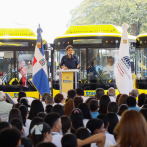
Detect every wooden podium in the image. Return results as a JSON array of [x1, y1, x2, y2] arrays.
[[56, 69, 79, 95]]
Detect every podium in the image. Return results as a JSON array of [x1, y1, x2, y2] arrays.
[[56, 69, 79, 94]]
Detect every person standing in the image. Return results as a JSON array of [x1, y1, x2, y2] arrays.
[[60, 45, 79, 69]]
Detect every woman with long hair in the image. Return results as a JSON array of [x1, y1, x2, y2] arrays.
[[28, 100, 44, 120], [78, 103, 92, 127], [113, 110, 147, 147], [64, 99, 75, 117], [99, 95, 110, 114], [30, 122, 52, 147], [70, 108, 84, 133], [118, 94, 128, 106], [61, 115, 71, 135]]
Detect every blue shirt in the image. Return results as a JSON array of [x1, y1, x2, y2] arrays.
[[90, 111, 99, 118], [60, 55, 79, 69], [128, 107, 140, 111]]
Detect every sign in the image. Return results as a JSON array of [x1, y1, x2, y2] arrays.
[[62, 72, 73, 98]]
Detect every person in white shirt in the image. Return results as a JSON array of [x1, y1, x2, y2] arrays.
[[52, 93, 64, 106], [103, 56, 114, 74], [0, 91, 13, 115], [97, 114, 116, 145], [107, 87, 116, 102], [44, 112, 62, 147], [41, 92, 50, 109], [76, 88, 86, 102]]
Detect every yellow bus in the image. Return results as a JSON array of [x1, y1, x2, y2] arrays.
[[136, 34, 147, 94], [0, 28, 49, 98], [51, 25, 136, 97]]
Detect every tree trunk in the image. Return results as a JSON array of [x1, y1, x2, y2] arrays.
[[131, 22, 142, 36]]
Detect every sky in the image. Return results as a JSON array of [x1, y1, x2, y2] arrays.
[[0, 0, 83, 43]]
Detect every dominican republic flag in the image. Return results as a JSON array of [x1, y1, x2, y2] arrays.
[[32, 38, 50, 96], [115, 23, 133, 95]]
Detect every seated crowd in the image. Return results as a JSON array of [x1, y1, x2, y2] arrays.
[[0, 87, 147, 147]]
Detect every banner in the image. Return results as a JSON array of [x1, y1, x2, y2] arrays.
[[115, 23, 133, 95]]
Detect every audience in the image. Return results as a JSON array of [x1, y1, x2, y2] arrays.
[[51, 104, 65, 116], [140, 108, 147, 121], [107, 102, 118, 114], [2, 88, 147, 147], [99, 95, 110, 114], [0, 128, 21, 147], [126, 96, 140, 111], [86, 118, 104, 135], [67, 89, 76, 100], [76, 88, 85, 100], [61, 134, 77, 147], [117, 104, 128, 117], [0, 122, 11, 131], [116, 94, 121, 103], [138, 93, 146, 108], [70, 108, 84, 133], [30, 122, 52, 147], [36, 142, 56, 147], [21, 137, 34, 147], [75, 127, 91, 147], [97, 114, 116, 145], [28, 117, 44, 137], [95, 88, 105, 101], [37, 112, 47, 118], [44, 112, 62, 147], [61, 115, 71, 134], [0, 91, 13, 115], [129, 89, 139, 98], [18, 105, 29, 127], [64, 99, 75, 117], [113, 110, 147, 147], [18, 91, 26, 103], [20, 98, 30, 108], [118, 94, 128, 106], [78, 103, 92, 127], [41, 92, 51, 108], [53, 93, 64, 106], [89, 99, 99, 118], [45, 105, 53, 114], [73, 96, 83, 108], [107, 113, 119, 135], [107, 87, 116, 102], [28, 100, 44, 120], [9, 108, 29, 137], [44, 93, 54, 105]]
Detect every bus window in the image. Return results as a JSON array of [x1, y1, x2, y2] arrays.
[[0, 51, 14, 84], [87, 48, 119, 89], [16, 51, 34, 84]]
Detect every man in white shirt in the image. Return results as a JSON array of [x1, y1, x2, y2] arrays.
[[107, 87, 116, 102], [0, 91, 13, 115], [44, 112, 62, 147], [104, 56, 114, 74], [42, 92, 53, 109]]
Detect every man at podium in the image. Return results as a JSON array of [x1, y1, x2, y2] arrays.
[[60, 45, 79, 69]]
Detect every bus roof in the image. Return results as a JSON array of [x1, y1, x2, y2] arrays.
[[55, 25, 136, 40], [137, 33, 147, 38], [0, 28, 46, 44]]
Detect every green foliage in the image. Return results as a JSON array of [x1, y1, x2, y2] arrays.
[[68, 0, 147, 35]]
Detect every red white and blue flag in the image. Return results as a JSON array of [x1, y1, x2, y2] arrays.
[[116, 23, 133, 95], [32, 27, 50, 96]]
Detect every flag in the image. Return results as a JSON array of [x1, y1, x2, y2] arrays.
[[32, 27, 50, 96], [115, 23, 133, 95]]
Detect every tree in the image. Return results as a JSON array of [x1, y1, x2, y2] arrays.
[[68, 0, 147, 36]]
